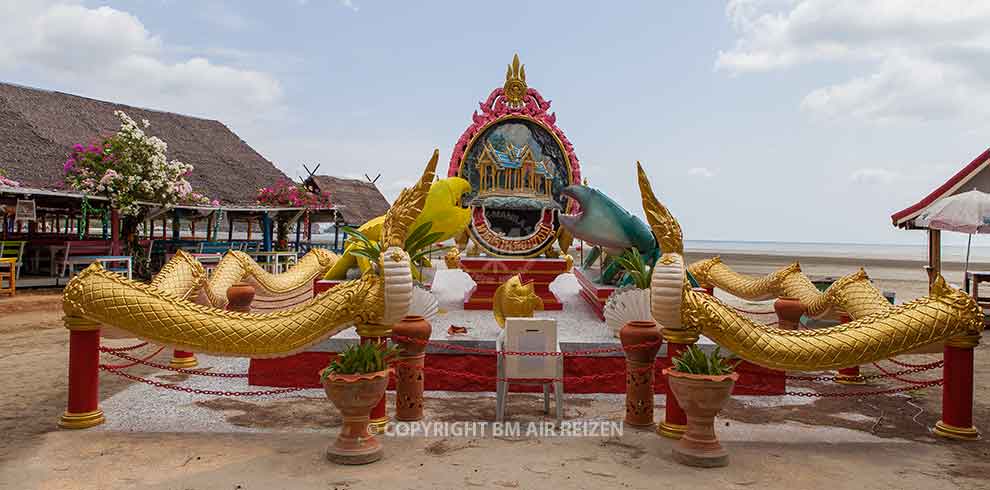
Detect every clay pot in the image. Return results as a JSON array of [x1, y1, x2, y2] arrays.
[[226, 282, 255, 312], [663, 369, 739, 468], [619, 320, 662, 363], [773, 297, 805, 330], [323, 370, 390, 465], [392, 315, 432, 421], [620, 320, 662, 427]]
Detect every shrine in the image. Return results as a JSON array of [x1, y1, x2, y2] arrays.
[[449, 54, 580, 309]]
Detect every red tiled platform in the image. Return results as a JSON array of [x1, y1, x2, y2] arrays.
[[249, 351, 784, 395], [459, 257, 569, 310], [573, 267, 616, 321]]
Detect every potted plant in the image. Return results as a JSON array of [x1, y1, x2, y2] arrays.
[[662, 345, 739, 468], [604, 248, 654, 337], [340, 222, 450, 286], [320, 342, 400, 465]]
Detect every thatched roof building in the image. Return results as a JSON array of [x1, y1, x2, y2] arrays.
[[305, 175, 389, 225], [0, 82, 287, 204]]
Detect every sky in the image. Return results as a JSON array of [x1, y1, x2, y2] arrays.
[[2, 0, 989, 247]]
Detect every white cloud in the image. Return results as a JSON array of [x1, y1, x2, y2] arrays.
[[339, 0, 359, 12], [0, 1, 283, 125], [688, 167, 716, 178], [717, 0, 990, 122], [849, 167, 900, 184]]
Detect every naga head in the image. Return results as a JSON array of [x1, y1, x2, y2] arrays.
[[493, 274, 544, 328]]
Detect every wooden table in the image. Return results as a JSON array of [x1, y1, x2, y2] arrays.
[[246, 251, 298, 274], [964, 271, 990, 301]]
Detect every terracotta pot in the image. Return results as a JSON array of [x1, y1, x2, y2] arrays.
[[392, 315, 432, 421], [620, 320, 662, 427], [226, 282, 255, 312], [619, 320, 662, 363], [323, 370, 390, 465], [773, 297, 805, 330], [663, 369, 739, 468]]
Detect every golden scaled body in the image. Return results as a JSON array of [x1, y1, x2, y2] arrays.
[[200, 248, 336, 309], [635, 163, 982, 371], [61, 151, 439, 357], [492, 274, 544, 328], [687, 257, 893, 319]]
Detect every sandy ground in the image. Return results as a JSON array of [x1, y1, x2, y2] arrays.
[[2, 255, 990, 489]]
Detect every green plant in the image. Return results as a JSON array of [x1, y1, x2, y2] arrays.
[[613, 248, 652, 289], [340, 225, 384, 274], [404, 222, 450, 269], [670, 345, 738, 375], [320, 342, 401, 381]]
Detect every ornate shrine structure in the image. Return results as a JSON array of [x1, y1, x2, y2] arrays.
[[449, 55, 579, 309]]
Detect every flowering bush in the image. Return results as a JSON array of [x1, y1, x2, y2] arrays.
[[0, 169, 19, 187], [256, 179, 332, 209], [63, 111, 215, 215]]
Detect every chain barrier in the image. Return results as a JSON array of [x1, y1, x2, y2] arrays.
[[740, 379, 943, 398], [735, 359, 942, 383], [98, 348, 317, 379], [870, 361, 943, 385], [391, 335, 661, 357], [100, 342, 150, 353], [99, 365, 304, 396], [99, 345, 167, 370], [887, 356, 943, 369], [400, 362, 656, 385]]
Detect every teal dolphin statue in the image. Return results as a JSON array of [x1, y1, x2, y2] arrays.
[[559, 185, 658, 285]]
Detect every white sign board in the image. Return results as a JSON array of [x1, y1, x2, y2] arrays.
[[15, 199, 35, 222]]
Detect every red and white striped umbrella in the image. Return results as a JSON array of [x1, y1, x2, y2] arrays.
[[915, 190, 990, 234]]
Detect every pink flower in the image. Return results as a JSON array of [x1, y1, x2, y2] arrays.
[[63, 158, 76, 173]]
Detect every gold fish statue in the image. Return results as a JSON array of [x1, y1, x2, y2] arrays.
[[492, 275, 544, 328], [444, 246, 461, 269]]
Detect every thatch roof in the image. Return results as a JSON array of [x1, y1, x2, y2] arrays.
[[306, 175, 389, 225], [0, 82, 288, 204]]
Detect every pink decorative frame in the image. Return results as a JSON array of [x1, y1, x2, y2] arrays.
[[447, 87, 581, 186]]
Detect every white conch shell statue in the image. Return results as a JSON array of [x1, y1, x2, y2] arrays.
[[603, 286, 652, 338]]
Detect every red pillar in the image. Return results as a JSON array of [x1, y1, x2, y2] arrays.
[[620, 320, 662, 428], [59, 318, 105, 429], [169, 350, 198, 369], [933, 336, 981, 440], [835, 314, 866, 385], [110, 209, 121, 255], [659, 342, 689, 438]]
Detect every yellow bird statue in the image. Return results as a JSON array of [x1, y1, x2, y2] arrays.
[[492, 275, 545, 328], [324, 153, 472, 280]]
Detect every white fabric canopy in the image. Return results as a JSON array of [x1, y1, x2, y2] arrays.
[[915, 190, 990, 234]]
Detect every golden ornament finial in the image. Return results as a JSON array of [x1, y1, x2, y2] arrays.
[[637, 161, 683, 254], [382, 150, 439, 247], [492, 274, 544, 328], [503, 53, 528, 108]]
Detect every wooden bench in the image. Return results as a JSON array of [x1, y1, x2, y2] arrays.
[[57, 240, 131, 278], [0, 240, 25, 279]]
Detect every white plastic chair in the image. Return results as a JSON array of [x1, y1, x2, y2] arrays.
[[496, 318, 563, 422]]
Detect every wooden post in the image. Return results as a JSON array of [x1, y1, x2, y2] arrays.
[[247, 218, 253, 241], [262, 213, 273, 252], [172, 210, 181, 241], [927, 229, 941, 290], [228, 215, 234, 242], [110, 209, 121, 255]]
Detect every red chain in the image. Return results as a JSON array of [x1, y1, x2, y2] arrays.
[[870, 362, 942, 385], [100, 346, 166, 370], [391, 335, 662, 356], [99, 349, 316, 379], [100, 342, 150, 353], [741, 379, 943, 398], [736, 360, 942, 382], [100, 365, 304, 396], [887, 356, 943, 368]]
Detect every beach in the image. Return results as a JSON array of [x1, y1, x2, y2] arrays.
[[1, 248, 987, 489]]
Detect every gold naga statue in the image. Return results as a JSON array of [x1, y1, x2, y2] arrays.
[[636, 163, 982, 371], [492, 274, 544, 328], [60, 152, 447, 357]]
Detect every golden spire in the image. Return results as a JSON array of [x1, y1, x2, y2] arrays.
[[503, 53, 528, 108]]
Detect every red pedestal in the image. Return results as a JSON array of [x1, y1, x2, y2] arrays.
[[459, 257, 569, 310], [934, 344, 980, 440], [60, 328, 105, 429], [658, 342, 689, 438], [169, 350, 198, 369], [573, 267, 616, 321]]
